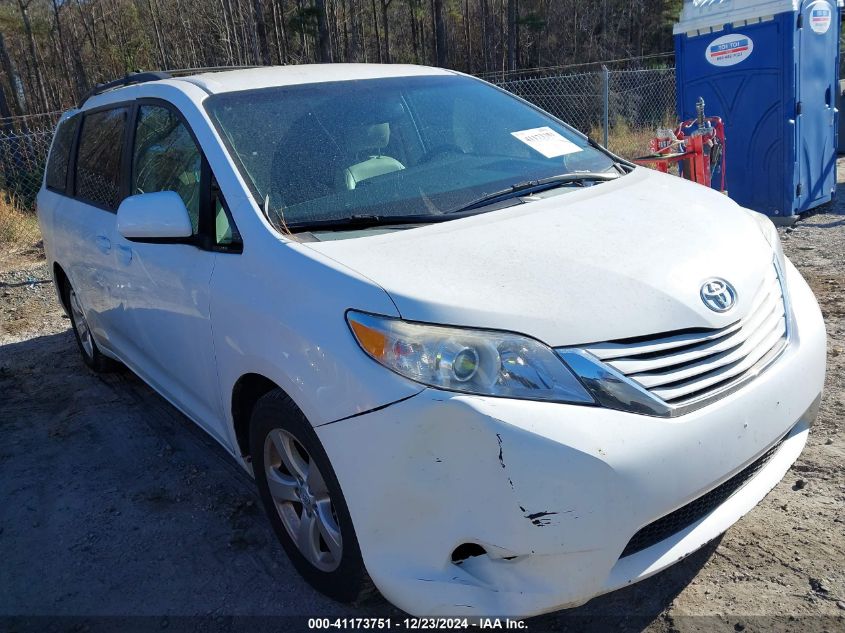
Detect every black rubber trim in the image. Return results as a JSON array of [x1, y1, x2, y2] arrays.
[[620, 428, 791, 558], [318, 390, 425, 426]]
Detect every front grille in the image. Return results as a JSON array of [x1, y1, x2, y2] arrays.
[[620, 432, 788, 558], [583, 264, 787, 408]]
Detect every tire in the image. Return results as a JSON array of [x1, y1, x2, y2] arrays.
[[62, 281, 119, 373], [250, 389, 373, 603]]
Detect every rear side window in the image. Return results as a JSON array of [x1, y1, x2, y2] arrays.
[[75, 107, 128, 210], [45, 115, 80, 192]]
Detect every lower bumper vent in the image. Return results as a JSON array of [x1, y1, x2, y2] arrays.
[[620, 431, 789, 558]]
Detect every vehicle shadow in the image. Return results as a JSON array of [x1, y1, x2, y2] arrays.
[[526, 539, 720, 632], [0, 331, 721, 629]]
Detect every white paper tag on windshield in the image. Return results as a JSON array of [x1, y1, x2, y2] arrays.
[[511, 127, 583, 158]]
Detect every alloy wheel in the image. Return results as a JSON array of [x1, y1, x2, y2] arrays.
[[263, 428, 343, 572]]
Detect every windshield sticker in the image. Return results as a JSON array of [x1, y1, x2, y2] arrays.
[[706, 33, 753, 67], [809, 1, 832, 34], [511, 127, 583, 158]]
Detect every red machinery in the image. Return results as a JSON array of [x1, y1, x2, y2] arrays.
[[633, 97, 727, 192]]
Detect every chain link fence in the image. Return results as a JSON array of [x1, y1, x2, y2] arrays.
[[483, 69, 608, 137], [483, 65, 677, 159], [0, 112, 60, 252], [0, 64, 677, 252]]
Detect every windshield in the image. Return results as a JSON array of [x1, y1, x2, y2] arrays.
[[204, 75, 618, 228]]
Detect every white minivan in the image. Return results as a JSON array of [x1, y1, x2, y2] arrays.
[[37, 65, 826, 619]]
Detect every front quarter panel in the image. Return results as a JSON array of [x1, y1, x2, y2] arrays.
[[210, 211, 423, 452]]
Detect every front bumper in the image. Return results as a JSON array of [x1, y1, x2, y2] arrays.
[[316, 260, 826, 618]]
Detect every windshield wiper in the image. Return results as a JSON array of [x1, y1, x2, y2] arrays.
[[285, 213, 453, 233], [281, 172, 620, 233], [445, 171, 620, 215], [587, 137, 635, 174]]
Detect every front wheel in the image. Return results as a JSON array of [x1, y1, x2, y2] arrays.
[[250, 389, 373, 603]]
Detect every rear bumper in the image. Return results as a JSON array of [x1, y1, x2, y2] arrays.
[[316, 259, 826, 618]]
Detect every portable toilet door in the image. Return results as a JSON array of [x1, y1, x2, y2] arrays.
[[797, 0, 839, 212], [674, 0, 841, 218], [674, 3, 798, 217]]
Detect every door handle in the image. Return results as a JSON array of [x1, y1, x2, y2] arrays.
[[95, 235, 111, 253], [116, 244, 133, 265]]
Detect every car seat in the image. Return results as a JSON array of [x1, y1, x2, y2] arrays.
[[342, 123, 404, 190]]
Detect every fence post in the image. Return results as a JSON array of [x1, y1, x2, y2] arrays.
[[602, 65, 610, 148]]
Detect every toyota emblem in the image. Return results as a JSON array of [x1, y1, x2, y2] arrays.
[[700, 278, 737, 312]]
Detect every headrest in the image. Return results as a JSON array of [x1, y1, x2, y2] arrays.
[[347, 123, 390, 152]]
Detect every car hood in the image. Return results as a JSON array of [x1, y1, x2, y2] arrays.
[[306, 167, 775, 347]]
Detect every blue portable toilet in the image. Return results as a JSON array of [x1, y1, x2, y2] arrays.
[[674, 0, 841, 219]]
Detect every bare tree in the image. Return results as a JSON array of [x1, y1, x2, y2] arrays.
[[315, 0, 333, 61], [479, 0, 491, 71], [407, 0, 421, 63], [345, 0, 360, 60], [147, 0, 169, 68], [506, 0, 517, 71], [16, 0, 50, 110], [380, 0, 392, 63], [370, 0, 381, 62], [51, 0, 81, 100], [0, 0, 680, 113], [463, 0, 471, 73], [432, 0, 447, 67], [253, 0, 273, 64], [224, 0, 244, 63], [272, 0, 289, 63], [0, 31, 26, 115]]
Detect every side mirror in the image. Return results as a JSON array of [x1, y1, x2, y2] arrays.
[[117, 191, 192, 241]]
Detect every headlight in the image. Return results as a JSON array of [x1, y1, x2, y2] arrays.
[[748, 209, 786, 271], [347, 311, 595, 403]]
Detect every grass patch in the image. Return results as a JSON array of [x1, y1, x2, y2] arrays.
[[0, 194, 41, 247], [591, 118, 677, 159]]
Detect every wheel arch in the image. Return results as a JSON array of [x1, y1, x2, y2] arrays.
[[52, 261, 70, 314], [231, 372, 283, 460]]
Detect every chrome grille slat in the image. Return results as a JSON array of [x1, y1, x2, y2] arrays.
[[587, 269, 776, 362], [609, 287, 782, 375], [578, 264, 788, 412], [626, 304, 784, 386], [586, 323, 742, 361], [649, 321, 786, 401], [650, 326, 785, 404]]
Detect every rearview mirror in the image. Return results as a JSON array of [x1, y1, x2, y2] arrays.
[[117, 191, 193, 241]]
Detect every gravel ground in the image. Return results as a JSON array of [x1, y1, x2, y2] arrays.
[[1, 165, 844, 632]]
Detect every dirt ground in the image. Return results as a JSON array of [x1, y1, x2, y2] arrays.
[[1, 165, 843, 633]]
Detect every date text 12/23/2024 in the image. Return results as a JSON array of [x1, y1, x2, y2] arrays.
[[308, 618, 528, 629]]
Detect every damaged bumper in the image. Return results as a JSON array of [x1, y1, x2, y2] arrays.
[[316, 261, 826, 618]]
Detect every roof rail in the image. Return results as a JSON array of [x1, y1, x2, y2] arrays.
[[167, 65, 263, 77], [78, 71, 171, 107], [77, 66, 266, 107]]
